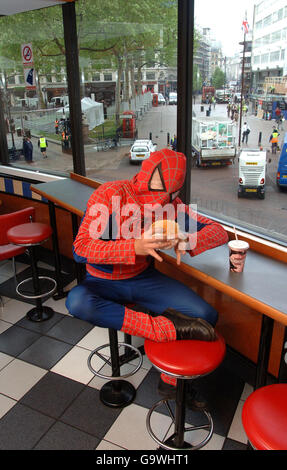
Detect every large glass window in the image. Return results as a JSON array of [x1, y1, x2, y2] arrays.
[[193, 0, 287, 246], [77, 0, 178, 182], [0, 0, 178, 180], [0, 6, 68, 174]]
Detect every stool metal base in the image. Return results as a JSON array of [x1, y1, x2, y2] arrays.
[[88, 342, 143, 380], [100, 380, 136, 408], [88, 339, 142, 408], [26, 306, 54, 322], [146, 398, 213, 451]]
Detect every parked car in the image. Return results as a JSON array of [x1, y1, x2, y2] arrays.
[[169, 92, 177, 105], [129, 139, 157, 164]]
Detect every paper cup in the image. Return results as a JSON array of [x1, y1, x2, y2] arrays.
[[228, 240, 249, 273]]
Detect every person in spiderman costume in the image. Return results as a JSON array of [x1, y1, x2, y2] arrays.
[[66, 148, 228, 405]]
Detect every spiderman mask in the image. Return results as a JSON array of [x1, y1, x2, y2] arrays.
[[131, 148, 186, 206]]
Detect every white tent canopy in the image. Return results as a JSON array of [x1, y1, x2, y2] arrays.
[[57, 97, 104, 130]]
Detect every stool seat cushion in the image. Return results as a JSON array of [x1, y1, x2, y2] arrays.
[[242, 384, 287, 450], [144, 334, 225, 377], [7, 223, 52, 245]]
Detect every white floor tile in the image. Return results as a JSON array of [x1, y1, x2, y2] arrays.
[[227, 399, 248, 444], [96, 440, 126, 451], [240, 382, 254, 401], [0, 358, 47, 400], [51, 345, 104, 384], [0, 298, 28, 324], [76, 326, 110, 350], [43, 295, 70, 315], [0, 352, 14, 371], [0, 260, 28, 278], [103, 403, 172, 450], [0, 393, 16, 419], [0, 320, 12, 335]]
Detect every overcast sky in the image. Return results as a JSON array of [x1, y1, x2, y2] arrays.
[[195, 0, 256, 56]]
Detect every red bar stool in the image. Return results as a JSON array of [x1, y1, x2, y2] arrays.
[[7, 222, 57, 322], [145, 335, 226, 450], [242, 384, 287, 450], [87, 304, 143, 408]]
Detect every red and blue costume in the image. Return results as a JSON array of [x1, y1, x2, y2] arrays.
[[66, 149, 228, 344]]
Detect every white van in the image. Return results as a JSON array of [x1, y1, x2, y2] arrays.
[[169, 92, 177, 105], [238, 149, 267, 199]]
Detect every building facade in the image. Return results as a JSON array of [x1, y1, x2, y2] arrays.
[[252, 0, 287, 91]]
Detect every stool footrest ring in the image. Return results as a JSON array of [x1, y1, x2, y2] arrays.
[[88, 342, 143, 380], [146, 398, 214, 451], [16, 276, 57, 299]]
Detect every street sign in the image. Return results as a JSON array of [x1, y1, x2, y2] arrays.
[[21, 43, 34, 66], [23, 67, 36, 90]]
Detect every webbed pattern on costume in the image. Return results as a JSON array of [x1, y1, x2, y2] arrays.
[[73, 149, 229, 280]]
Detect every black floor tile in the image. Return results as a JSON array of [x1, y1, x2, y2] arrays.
[[0, 403, 54, 450], [60, 386, 123, 439], [46, 315, 94, 345], [18, 335, 73, 369], [20, 372, 85, 419], [0, 324, 41, 357], [34, 421, 100, 450], [222, 437, 248, 451], [135, 367, 162, 410], [0, 266, 75, 305], [16, 311, 64, 334], [189, 358, 245, 436]]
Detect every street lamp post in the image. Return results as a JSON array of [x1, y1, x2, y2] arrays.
[[238, 35, 246, 148]]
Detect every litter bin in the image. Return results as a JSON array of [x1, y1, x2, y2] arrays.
[[24, 128, 31, 138], [206, 110, 210, 117], [201, 106, 204, 112], [16, 128, 22, 137]]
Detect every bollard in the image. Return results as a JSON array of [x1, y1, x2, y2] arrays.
[[258, 131, 262, 146], [167, 132, 170, 145], [149, 132, 152, 141]]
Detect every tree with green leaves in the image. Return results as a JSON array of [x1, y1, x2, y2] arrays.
[[211, 67, 225, 90], [0, 0, 198, 127]]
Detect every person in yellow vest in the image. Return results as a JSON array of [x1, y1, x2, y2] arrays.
[[54, 119, 59, 135], [269, 128, 279, 154], [38, 136, 48, 158]]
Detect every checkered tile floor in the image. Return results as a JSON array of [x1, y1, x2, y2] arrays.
[[0, 256, 251, 450]]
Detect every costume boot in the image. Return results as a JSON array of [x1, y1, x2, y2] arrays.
[[161, 308, 217, 342], [121, 306, 216, 343], [121, 306, 177, 342]]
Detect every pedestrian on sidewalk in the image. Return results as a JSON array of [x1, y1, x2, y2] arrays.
[[23, 136, 34, 163], [38, 135, 48, 158], [242, 122, 251, 144]]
